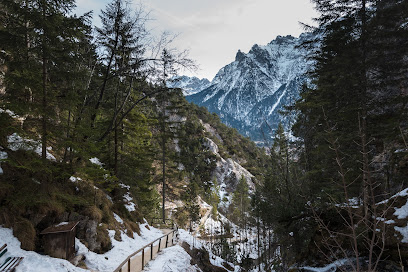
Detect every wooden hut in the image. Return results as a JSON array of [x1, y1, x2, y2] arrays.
[[40, 221, 79, 260]]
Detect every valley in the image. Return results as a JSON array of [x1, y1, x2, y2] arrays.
[[0, 0, 407, 271]]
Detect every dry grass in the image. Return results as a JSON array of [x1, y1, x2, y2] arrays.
[[96, 225, 112, 253], [83, 205, 103, 222], [13, 217, 36, 251]]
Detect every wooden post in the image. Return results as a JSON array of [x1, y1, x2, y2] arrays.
[[166, 234, 169, 248], [172, 231, 174, 245], [150, 244, 153, 260], [127, 258, 130, 272], [142, 248, 144, 270], [158, 238, 161, 252]]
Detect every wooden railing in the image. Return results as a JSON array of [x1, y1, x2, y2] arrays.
[[113, 229, 178, 272]]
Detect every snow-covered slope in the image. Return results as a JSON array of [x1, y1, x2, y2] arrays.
[[168, 76, 211, 96], [182, 33, 314, 142], [201, 121, 255, 208], [0, 222, 164, 272]]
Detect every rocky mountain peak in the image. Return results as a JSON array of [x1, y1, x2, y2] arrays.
[[177, 33, 316, 142], [235, 49, 246, 62], [168, 76, 211, 96], [273, 34, 296, 45]]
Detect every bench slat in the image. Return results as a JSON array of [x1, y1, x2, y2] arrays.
[[0, 257, 10, 270], [0, 257, 23, 272], [0, 249, 7, 259]]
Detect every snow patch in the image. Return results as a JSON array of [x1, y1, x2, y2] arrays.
[[113, 213, 124, 224], [0, 108, 20, 118], [177, 229, 240, 271], [376, 187, 408, 205], [0, 150, 7, 174], [119, 183, 130, 189], [300, 259, 350, 272], [394, 199, 408, 219], [7, 133, 56, 161], [395, 225, 408, 243], [123, 192, 136, 212], [177, 163, 185, 171], [0, 151, 7, 160], [335, 197, 361, 209], [89, 157, 103, 166], [268, 88, 287, 115], [69, 176, 82, 183]]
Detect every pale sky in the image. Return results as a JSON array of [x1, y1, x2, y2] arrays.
[[75, 0, 317, 80]]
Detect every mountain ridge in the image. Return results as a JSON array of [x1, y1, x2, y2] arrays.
[[173, 33, 314, 142]]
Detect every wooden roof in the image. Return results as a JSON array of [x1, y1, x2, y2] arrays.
[[40, 221, 79, 235]]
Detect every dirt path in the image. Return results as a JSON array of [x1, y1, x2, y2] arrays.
[[114, 229, 177, 272]]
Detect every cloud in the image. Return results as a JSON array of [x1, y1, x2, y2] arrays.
[[75, 0, 317, 80]]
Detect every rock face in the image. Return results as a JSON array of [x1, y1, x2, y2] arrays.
[[181, 34, 314, 142], [202, 124, 255, 209]]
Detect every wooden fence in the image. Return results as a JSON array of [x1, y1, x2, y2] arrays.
[[113, 229, 178, 272]]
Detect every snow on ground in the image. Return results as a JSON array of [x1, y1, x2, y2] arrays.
[[76, 223, 164, 272], [144, 245, 200, 272], [393, 195, 408, 243], [0, 150, 7, 174], [377, 187, 408, 205], [389, 188, 408, 242], [178, 229, 240, 272], [119, 183, 136, 212], [0, 108, 19, 118], [395, 225, 408, 243], [89, 157, 103, 167], [113, 213, 124, 224], [201, 130, 255, 208], [0, 222, 167, 272], [7, 133, 56, 161], [0, 227, 87, 272], [123, 192, 136, 212], [299, 259, 349, 272], [69, 176, 82, 183], [334, 197, 361, 209], [394, 199, 408, 219], [193, 199, 261, 264], [202, 213, 238, 238]]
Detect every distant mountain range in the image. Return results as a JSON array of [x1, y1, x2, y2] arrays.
[[170, 33, 314, 143]]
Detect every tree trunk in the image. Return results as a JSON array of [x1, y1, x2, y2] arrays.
[[41, 1, 47, 161], [114, 123, 118, 175], [162, 104, 166, 224]]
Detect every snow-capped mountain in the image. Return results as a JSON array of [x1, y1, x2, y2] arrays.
[[168, 76, 211, 96], [182, 33, 314, 142]]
